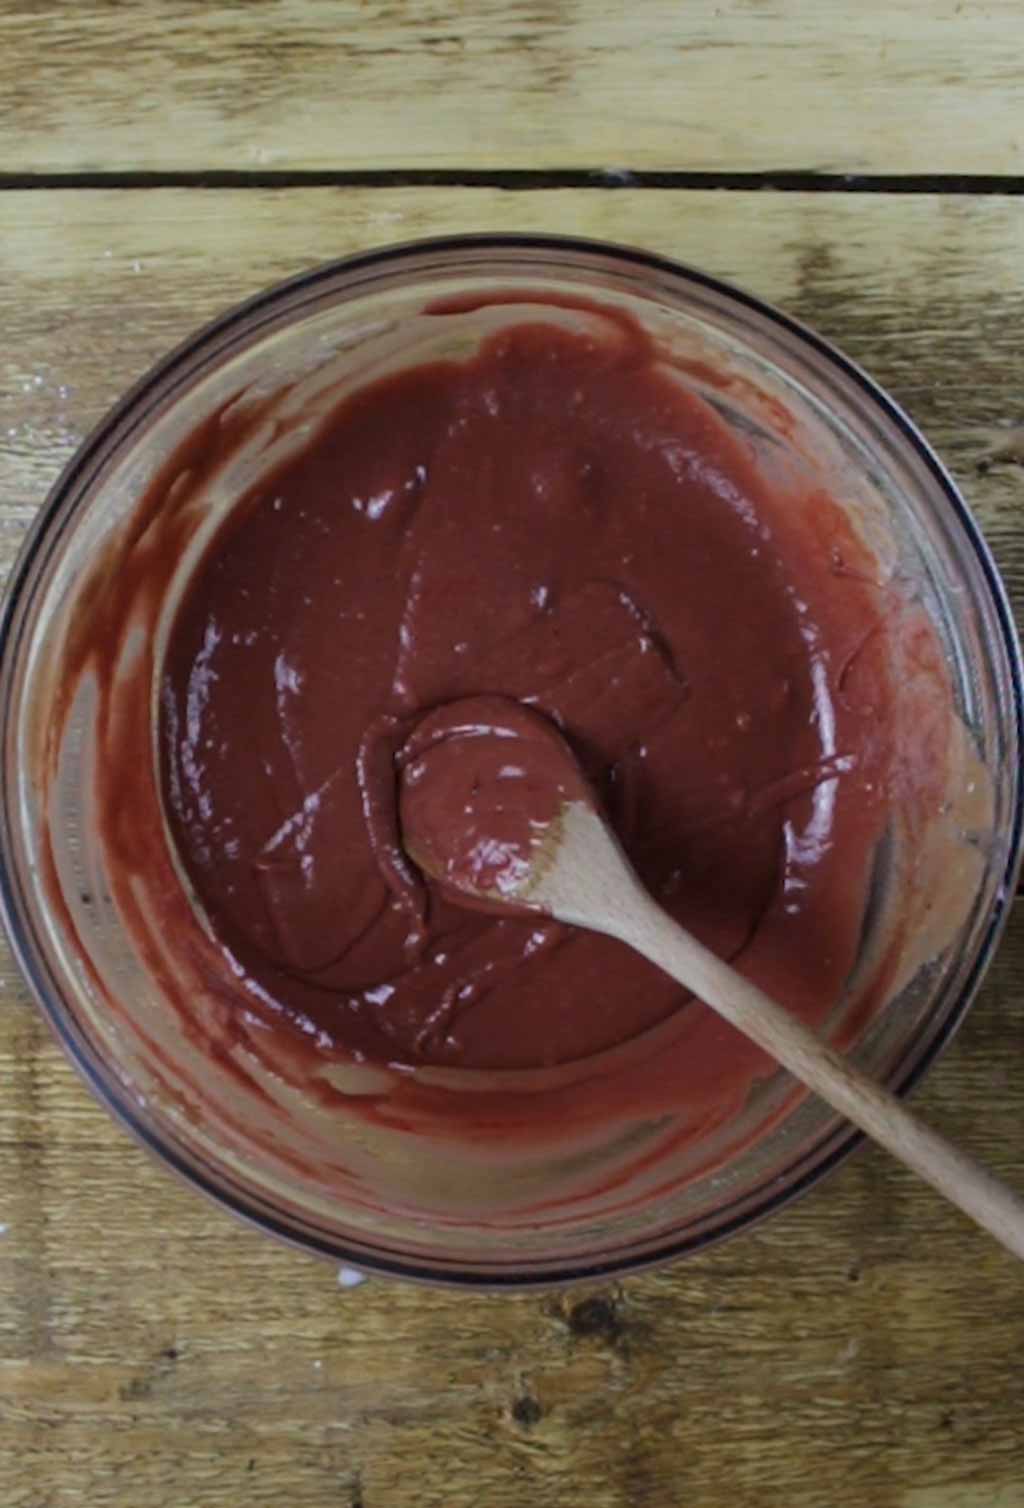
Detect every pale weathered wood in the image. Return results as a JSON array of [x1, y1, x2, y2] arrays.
[[2, 188, 1022, 627], [0, 905, 1021, 1508], [1, 0, 1023, 177], [2, 185, 1024, 1506]]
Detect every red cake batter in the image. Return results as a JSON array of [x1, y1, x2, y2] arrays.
[[396, 695, 594, 906], [159, 310, 901, 1078]]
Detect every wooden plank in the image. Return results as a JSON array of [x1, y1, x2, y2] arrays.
[[0, 903, 1021, 1507], [1, 0, 1023, 177], [2, 187, 1022, 629], [1, 185, 1024, 1504]]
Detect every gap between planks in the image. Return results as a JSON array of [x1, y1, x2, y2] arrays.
[[1, 170, 1024, 195]]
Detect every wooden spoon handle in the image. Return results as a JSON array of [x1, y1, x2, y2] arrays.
[[618, 894, 1024, 1262]]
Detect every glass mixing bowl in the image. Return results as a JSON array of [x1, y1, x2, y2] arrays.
[[1, 236, 1021, 1286]]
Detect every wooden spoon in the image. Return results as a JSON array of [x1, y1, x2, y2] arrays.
[[399, 697, 1024, 1262]]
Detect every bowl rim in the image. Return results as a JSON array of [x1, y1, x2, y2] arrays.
[[2, 231, 1022, 1287]]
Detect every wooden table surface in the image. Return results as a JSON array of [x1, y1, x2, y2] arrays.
[[2, 5, 1024, 1505]]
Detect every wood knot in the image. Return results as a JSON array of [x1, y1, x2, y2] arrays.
[[567, 1294, 623, 1345], [511, 1392, 543, 1429]]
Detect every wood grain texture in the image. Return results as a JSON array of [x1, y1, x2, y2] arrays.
[[2, 0, 1024, 177], [0, 908, 1022, 1508], [2, 186, 1024, 1506]]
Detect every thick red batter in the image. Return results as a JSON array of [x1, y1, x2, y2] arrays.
[[159, 309, 900, 1085], [397, 695, 593, 906]]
